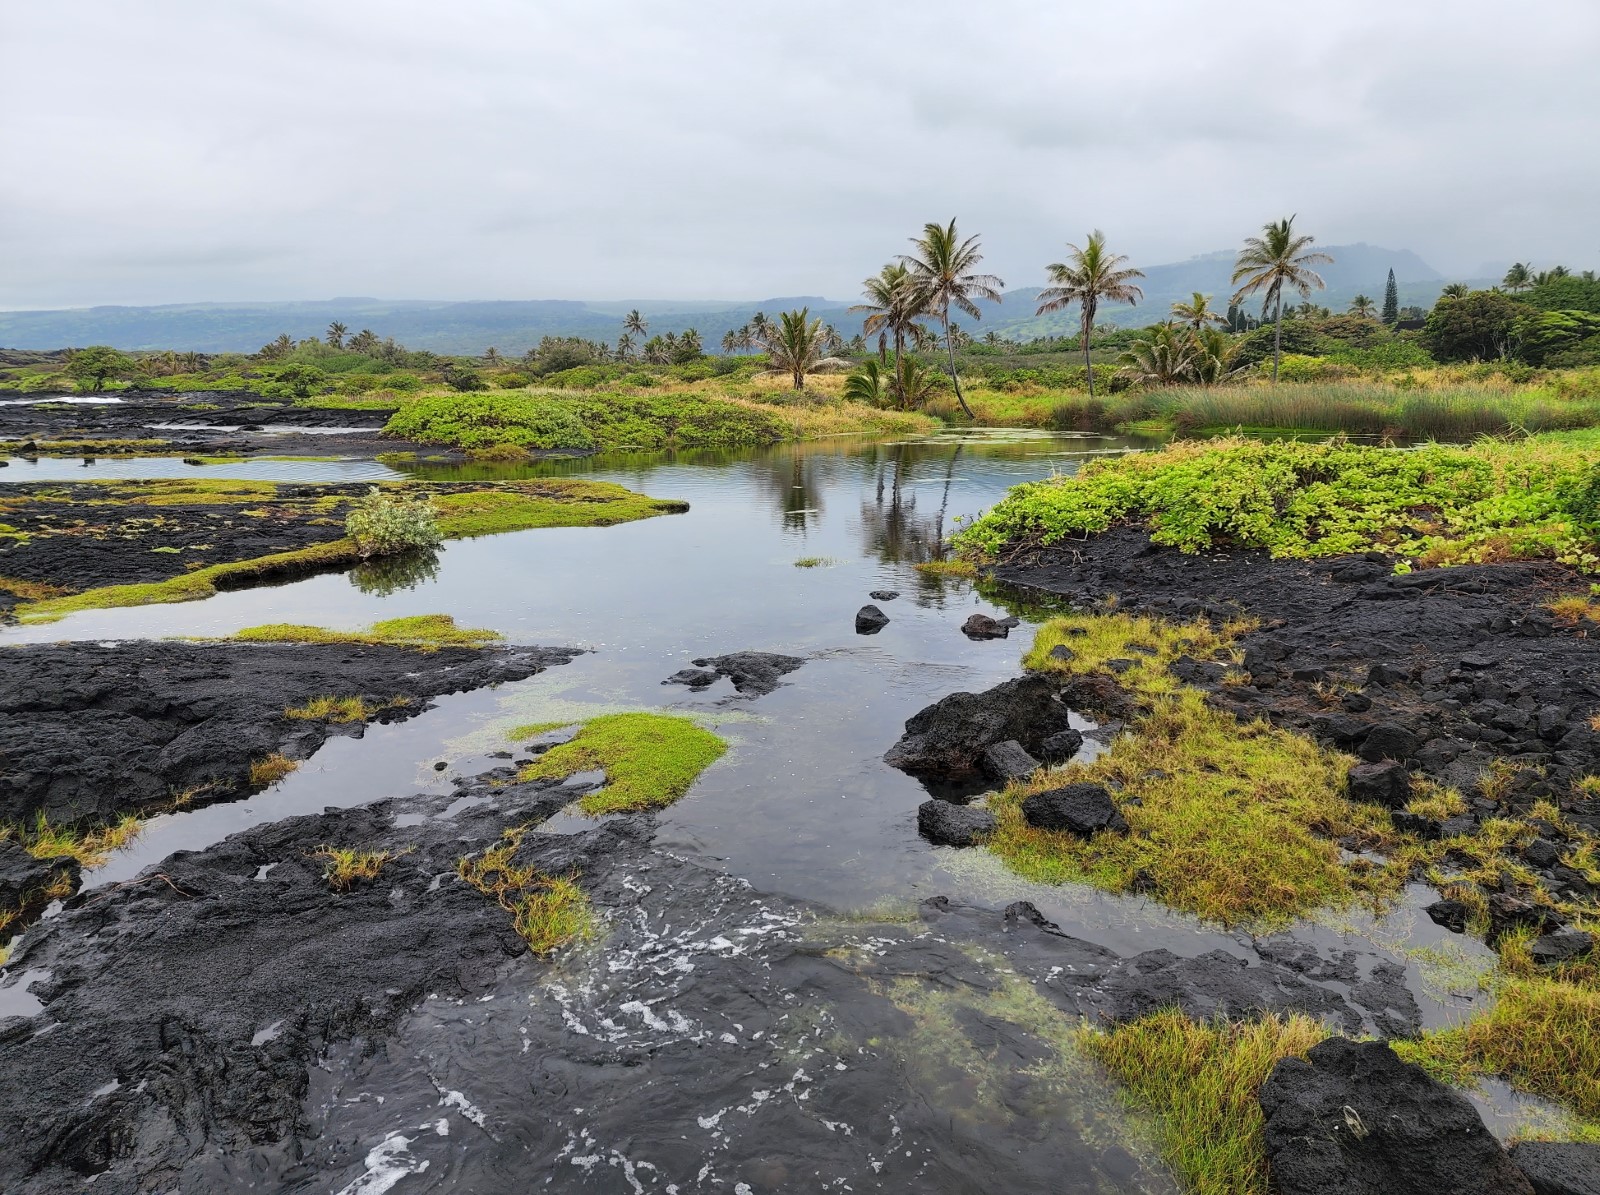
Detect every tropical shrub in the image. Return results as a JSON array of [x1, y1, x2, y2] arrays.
[[385, 392, 597, 450], [345, 487, 444, 558]]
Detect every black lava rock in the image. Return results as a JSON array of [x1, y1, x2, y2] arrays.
[[868, 590, 900, 601], [1530, 927, 1594, 966], [1359, 722, 1421, 763], [1021, 782, 1128, 836], [1509, 1141, 1600, 1195], [1346, 760, 1413, 808], [1425, 899, 1472, 933], [916, 800, 997, 847], [855, 605, 890, 634], [1038, 728, 1085, 764], [884, 674, 1074, 777], [1259, 1038, 1533, 1195], [980, 740, 1040, 783], [961, 613, 1016, 640], [667, 652, 805, 696]]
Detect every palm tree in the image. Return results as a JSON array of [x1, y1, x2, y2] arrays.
[[616, 332, 636, 362], [1190, 327, 1238, 385], [1348, 294, 1377, 318], [843, 360, 889, 406], [1501, 263, 1532, 292], [749, 311, 772, 343], [761, 307, 828, 390], [623, 309, 648, 337], [326, 321, 347, 349], [900, 219, 1004, 419], [1231, 216, 1333, 382], [1035, 230, 1144, 399], [483, 346, 502, 365], [982, 330, 1002, 347], [849, 262, 925, 405], [1440, 283, 1470, 300], [679, 328, 704, 359], [1170, 292, 1224, 331], [1117, 323, 1195, 386], [719, 329, 740, 355]]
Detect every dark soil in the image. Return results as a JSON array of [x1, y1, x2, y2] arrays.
[[0, 639, 578, 832]]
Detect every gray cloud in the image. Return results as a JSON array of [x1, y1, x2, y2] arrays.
[[1, 0, 1595, 309]]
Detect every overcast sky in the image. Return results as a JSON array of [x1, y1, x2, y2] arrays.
[[2, 0, 1596, 309]]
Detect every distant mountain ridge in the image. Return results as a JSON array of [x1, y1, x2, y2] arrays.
[[0, 245, 1477, 353]]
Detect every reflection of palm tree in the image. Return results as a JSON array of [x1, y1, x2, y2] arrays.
[[858, 441, 965, 565]]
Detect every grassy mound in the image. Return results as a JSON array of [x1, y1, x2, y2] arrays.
[[990, 613, 1397, 927], [514, 712, 727, 814], [232, 614, 501, 650], [956, 432, 1600, 571]]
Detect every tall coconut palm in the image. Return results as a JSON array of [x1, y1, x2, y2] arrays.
[[326, 321, 347, 349], [1170, 292, 1224, 331], [1501, 263, 1533, 292], [1348, 294, 1377, 318], [616, 332, 636, 362], [1035, 230, 1144, 398], [1231, 216, 1333, 382], [482, 346, 502, 365], [749, 311, 772, 343], [623, 309, 648, 337], [899, 219, 1004, 419], [761, 308, 829, 390]]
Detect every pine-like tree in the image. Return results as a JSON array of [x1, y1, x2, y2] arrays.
[[1382, 269, 1400, 325]]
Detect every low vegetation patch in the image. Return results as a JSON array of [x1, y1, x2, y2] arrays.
[[249, 753, 298, 787], [792, 556, 837, 568], [516, 713, 727, 814], [344, 486, 442, 557], [312, 845, 408, 891], [0, 812, 143, 869], [1081, 1010, 1327, 1195], [990, 614, 1397, 926], [457, 827, 594, 955], [234, 613, 501, 651], [957, 433, 1600, 572], [283, 695, 407, 723]]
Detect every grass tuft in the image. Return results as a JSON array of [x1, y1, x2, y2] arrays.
[[249, 753, 298, 787], [0, 812, 143, 869], [457, 828, 594, 955], [792, 556, 838, 568], [1080, 1010, 1328, 1195], [517, 712, 727, 814], [312, 845, 409, 891]]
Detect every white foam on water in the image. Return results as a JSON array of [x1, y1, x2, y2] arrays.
[[333, 1132, 428, 1195]]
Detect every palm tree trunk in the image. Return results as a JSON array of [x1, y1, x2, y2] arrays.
[[892, 329, 905, 410], [1082, 308, 1095, 399], [944, 311, 974, 419], [1272, 293, 1283, 383]]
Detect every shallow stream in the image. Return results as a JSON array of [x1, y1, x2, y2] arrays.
[[0, 430, 1537, 1190]]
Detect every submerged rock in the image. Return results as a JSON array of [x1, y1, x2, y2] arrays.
[[961, 613, 1019, 640], [884, 674, 1074, 777], [868, 589, 900, 601], [1259, 1038, 1532, 1195], [1510, 1141, 1600, 1195], [855, 604, 890, 634], [1021, 782, 1128, 836], [1038, 727, 1085, 764], [665, 651, 805, 696], [916, 800, 997, 847]]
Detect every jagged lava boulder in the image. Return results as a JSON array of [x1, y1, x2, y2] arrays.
[[884, 674, 1073, 777]]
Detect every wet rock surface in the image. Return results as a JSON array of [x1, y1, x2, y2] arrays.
[[883, 673, 1076, 778], [1021, 782, 1129, 837], [854, 603, 890, 633], [960, 612, 1019, 640], [916, 799, 997, 847], [1510, 1141, 1600, 1195], [0, 639, 577, 830], [1259, 1038, 1534, 1195], [0, 389, 441, 461], [663, 650, 804, 696]]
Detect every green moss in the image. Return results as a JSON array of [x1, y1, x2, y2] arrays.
[[0, 438, 174, 456], [1080, 1011, 1329, 1195], [232, 614, 502, 651], [517, 713, 727, 814], [987, 614, 1399, 927], [506, 720, 575, 740]]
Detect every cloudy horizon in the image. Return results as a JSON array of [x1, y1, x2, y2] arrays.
[[2, 0, 1596, 311]]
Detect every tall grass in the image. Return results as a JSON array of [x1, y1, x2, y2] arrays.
[[1151, 382, 1600, 440]]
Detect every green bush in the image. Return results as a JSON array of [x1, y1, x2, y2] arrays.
[[384, 392, 597, 450], [956, 433, 1600, 571], [345, 487, 444, 558]]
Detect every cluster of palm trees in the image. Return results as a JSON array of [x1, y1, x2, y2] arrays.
[[616, 311, 706, 365], [1500, 263, 1590, 292]]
